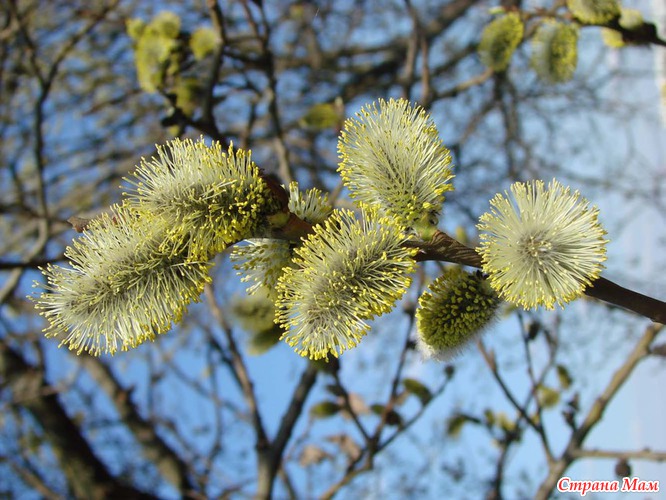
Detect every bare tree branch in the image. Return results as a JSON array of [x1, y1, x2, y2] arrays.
[[535, 323, 664, 499], [0, 343, 156, 499]]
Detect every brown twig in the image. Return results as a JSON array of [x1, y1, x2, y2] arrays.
[[414, 231, 666, 323], [0, 343, 155, 499], [534, 323, 664, 499], [570, 448, 666, 461]]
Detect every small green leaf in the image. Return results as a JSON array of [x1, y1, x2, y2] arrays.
[[402, 378, 432, 405], [299, 102, 342, 130], [310, 401, 341, 418], [537, 385, 560, 409], [370, 404, 385, 415], [446, 413, 468, 438], [556, 364, 573, 390]]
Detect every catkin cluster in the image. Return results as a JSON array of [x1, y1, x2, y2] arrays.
[[34, 97, 607, 361]]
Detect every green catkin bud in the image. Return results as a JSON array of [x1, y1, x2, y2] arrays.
[[190, 27, 220, 60], [601, 28, 625, 48], [299, 102, 343, 130], [618, 8, 644, 30], [567, 0, 620, 24], [230, 291, 282, 355], [148, 11, 181, 39], [601, 9, 645, 48], [174, 77, 202, 116], [478, 13, 524, 72], [531, 21, 579, 84], [130, 12, 183, 93], [126, 18, 146, 41], [134, 30, 177, 92], [416, 268, 500, 360], [231, 291, 278, 333]]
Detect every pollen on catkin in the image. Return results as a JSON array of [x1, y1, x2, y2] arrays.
[[275, 208, 417, 360], [416, 268, 500, 360], [32, 205, 212, 355], [231, 182, 332, 296], [337, 98, 453, 237], [124, 137, 272, 259], [477, 179, 608, 310]]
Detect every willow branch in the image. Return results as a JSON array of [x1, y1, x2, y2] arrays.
[[570, 448, 666, 461], [412, 231, 666, 323], [0, 343, 155, 499], [584, 277, 666, 324], [257, 363, 319, 499], [78, 356, 195, 494], [272, 213, 666, 322], [534, 323, 664, 500], [67, 196, 666, 325]]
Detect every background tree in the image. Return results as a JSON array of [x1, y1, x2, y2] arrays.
[[1, 0, 664, 498]]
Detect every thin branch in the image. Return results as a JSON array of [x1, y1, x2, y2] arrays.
[[331, 370, 372, 443], [413, 231, 666, 323], [584, 277, 666, 324], [77, 356, 195, 494], [7, 457, 65, 500], [477, 339, 544, 436], [242, 0, 293, 185], [535, 323, 664, 499], [518, 314, 554, 463], [203, 285, 269, 453], [570, 448, 666, 461], [0, 343, 156, 499], [0, 256, 63, 270], [320, 313, 418, 499], [269, 212, 666, 322], [258, 363, 319, 499]]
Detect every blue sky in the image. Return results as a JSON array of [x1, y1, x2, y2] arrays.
[[5, 1, 665, 497]]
